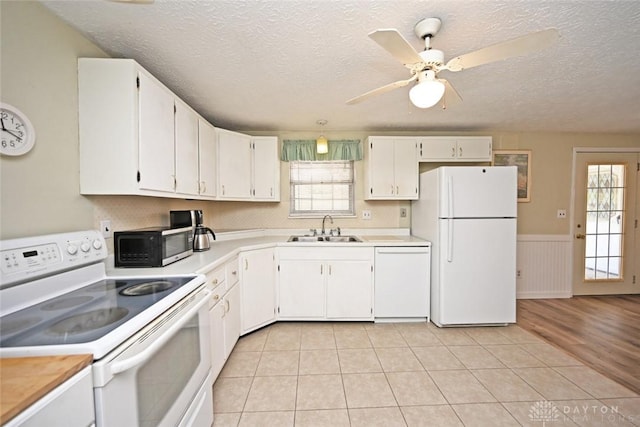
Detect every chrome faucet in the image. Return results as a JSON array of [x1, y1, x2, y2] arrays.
[[321, 215, 333, 235]]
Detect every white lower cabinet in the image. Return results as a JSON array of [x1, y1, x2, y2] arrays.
[[205, 257, 240, 380], [240, 248, 276, 334], [277, 247, 374, 321]]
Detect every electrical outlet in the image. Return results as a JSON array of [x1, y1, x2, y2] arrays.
[[400, 207, 407, 218], [557, 209, 567, 219], [362, 210, 372, 220], [100, 220, 112, 239]]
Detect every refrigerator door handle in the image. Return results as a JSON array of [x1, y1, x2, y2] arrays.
[[447, 176, 454, 218], [447, 218, 454, 262]]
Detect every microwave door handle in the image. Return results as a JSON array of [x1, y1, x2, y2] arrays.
[[110, 289, 210, 376]]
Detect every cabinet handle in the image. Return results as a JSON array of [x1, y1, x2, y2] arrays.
[[200, 181, 206, 193], [451, 146, 455, 157], [320, 265, 323, 275], [172, 174, 177, 190], [211, 278, 218, 285], [390, 184, 395, 195], [212, 294, 220, 302], [270, 188, 273, 197], [396, 186, 399, 195], [245, 259, 249, 270], [225, 299, 230, 313], [459, 146, 463, 157], [232, 270, 237, 276], [222, 185, 225, 195], [329, 265, 332, 275]]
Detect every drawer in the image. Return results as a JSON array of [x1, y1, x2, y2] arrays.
[[204, 265, 226, 294], [225, 256, 239, 287]]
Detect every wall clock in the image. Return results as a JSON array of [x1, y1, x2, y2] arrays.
[[1, 103, 36, 156]]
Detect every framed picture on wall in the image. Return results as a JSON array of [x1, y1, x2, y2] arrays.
[[492, 150, 532, 202]]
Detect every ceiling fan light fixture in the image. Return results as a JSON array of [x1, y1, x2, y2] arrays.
[[409, 71, 445, 109]]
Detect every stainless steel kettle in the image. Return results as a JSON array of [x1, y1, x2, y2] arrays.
[[193, 225, 216, 251]]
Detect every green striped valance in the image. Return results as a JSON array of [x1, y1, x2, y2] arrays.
[[281, 139, 362, 161]]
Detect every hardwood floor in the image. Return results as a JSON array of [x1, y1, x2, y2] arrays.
[[517, 295, 640, 395]]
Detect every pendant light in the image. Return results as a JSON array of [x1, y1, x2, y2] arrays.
[[316, 119, 329, 154], [409, 70, 445, 109]]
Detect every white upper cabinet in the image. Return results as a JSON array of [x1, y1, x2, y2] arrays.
[[217, 130, 280, 201], [418, 136, 492, 162], [78, 58, 217, 199], [197, 119, 217, 198], [365, 136, 419, 200], [174, 100, 200, 195]]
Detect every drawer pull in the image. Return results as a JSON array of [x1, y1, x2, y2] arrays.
[[211, 278, 218, 285], [212, 294, 220, 302]]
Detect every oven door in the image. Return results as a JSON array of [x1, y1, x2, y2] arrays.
[[92, 286, 211, 427]]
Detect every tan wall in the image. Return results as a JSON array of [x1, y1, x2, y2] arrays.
[[1, 2, 638, 242]]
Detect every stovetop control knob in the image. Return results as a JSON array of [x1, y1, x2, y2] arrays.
[[93, 239, 103, 250], [80, 242, 91, 253], [67, 244, 78, 255]]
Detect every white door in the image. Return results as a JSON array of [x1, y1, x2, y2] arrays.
[[278, 260, 325, 318], [209, 300, 226, 380], [217, 129, 252, 199], [224, 283, 241, 358], [456, 137, 492, 161], [419, 137, 456, 161], [240, 248, 276, 333], [439, 166, 518, 218], [252, 136, 279, 200], [573, 152, 639, 295], [197, 119, 217, 197], [138, 72, 175, 192], [174, 100, 199, 195], [438, 218, 516, 325], [393, 139, 418, 198], [326, 260, 373, 319]]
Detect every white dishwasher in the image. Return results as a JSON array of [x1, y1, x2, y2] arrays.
[[374, 246, 431, 321]]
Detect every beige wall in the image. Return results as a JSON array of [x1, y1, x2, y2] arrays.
[[1, 2, 638, 242]]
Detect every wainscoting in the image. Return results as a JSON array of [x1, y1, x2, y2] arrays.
[[516, 235, 572, 299]]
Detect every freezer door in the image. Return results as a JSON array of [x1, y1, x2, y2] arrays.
[[438, 166, 517, 218], [436, 218, 516, 325]]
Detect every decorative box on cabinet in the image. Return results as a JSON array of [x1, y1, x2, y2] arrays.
[[217, 130, 280, 201], [364, 136, 419, 200], [78, 58, 217, 199], [418, 136, 492, 162]]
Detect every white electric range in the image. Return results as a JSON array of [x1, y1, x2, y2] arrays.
[[0, 230, 213, 427]]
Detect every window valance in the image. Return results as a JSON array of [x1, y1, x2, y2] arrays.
[[281, 139, 362, 161]]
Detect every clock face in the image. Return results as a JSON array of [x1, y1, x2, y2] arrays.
[[1, 103, 36, 156]]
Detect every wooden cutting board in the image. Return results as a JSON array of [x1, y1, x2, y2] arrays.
[[0, 354, 92, 424]]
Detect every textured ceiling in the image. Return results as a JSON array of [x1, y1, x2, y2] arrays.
[[41, 0, 640, 134]]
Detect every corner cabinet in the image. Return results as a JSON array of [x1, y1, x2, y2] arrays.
[[277, 247, 374, 321], [418, 136, 492, 162], [78, 58, 217, 200], [239, 247, 277, 334], [217, 130, 280, 201], [364, 137, 419, 200]]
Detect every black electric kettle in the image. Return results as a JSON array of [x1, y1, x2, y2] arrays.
[[193, 210, 216, 251]]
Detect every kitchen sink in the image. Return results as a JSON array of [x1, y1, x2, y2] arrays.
[[287, 235, 362, 243]]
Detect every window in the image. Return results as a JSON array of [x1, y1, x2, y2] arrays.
[[289, 161, 355, 217]]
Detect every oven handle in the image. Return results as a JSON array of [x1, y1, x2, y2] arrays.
[[110, 289, 210, 375]]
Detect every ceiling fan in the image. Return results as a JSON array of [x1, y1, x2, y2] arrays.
[[346, 18, 559, 109]]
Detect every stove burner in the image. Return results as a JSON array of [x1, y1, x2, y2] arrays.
[[47, 308, 129, 336], [41, 296, 94, 311], [0, 316, 41, 335], [120, 280, 176, 296]]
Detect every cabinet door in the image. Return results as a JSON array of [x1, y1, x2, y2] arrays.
[[278, 260, 325, 318], [209, 301, 226, 380], [456, 137, 492, 161], [418, 137, 457, 161], [217, 129, 252, 199], [393, 140, 418, 199], [174, 100, 199, 195], [240, 248, 276, 333], [224, 283, 241, 359], [138, 72, 175, 192], [252, 136, 280, 200], [367, 138, 395, 198], [198, 119, 217, 197], [326, 261, 373, 319]]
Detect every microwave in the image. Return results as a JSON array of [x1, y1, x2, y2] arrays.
[[114, 226, 194, 267]]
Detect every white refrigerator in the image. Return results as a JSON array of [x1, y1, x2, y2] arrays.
[[411, 166, 517, 326]]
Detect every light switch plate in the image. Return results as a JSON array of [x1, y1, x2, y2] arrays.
[[100, 220, 112, 238]]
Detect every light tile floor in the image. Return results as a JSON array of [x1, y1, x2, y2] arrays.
[[212, 322, 640, 426]]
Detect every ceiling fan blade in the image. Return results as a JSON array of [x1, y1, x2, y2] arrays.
[[346, 75, 418, 105], [445, 28, 559, 72], [368, 29, 424, 67], [439, 78, 462, 109]]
